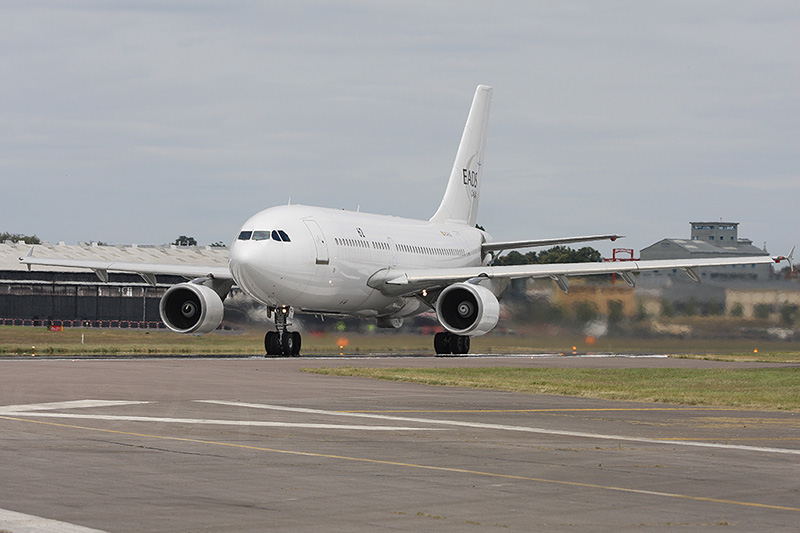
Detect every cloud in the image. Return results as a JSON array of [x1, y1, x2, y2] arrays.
[[0, 2, 797, 253]]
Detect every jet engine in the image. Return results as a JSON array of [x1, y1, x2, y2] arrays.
[[159, 283, 224, 335], [435, 283, 500, 336]]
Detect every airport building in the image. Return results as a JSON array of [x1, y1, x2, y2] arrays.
[[634, 222, 798, 320], [639, 222, 771, 282], [0, 242, 229, 328]]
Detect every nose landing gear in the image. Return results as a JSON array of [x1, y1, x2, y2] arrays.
[[265, 306, 302, 356]]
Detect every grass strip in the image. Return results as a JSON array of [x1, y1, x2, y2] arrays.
[[303, 367, 800, 411]]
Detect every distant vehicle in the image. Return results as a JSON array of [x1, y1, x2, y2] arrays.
[[21, 85, 788, 355]]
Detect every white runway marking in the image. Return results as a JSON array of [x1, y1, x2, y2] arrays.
[[200, 400, 800, 456], [0, 400, 443, 431], [0, 400, 148, 415], [0, 507, 107, 533]]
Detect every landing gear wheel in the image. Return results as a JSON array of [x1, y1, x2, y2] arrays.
[[281, 331, 295, 356], [265, 331, 280, 356], [291, 331, 301, 356], [434, 332, 450, 355], [434, 332, 471, 356], [454, 335, 470, 355]]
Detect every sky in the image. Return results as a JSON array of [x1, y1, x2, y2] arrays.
[[2, 1, 798, 258]]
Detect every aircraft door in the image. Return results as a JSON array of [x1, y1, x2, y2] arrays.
[[386, 237, 398, 267], [303, 220, 329, 265]]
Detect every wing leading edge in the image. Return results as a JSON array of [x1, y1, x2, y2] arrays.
[[369, 255, 783, 296], [19, 249, 232, 285]]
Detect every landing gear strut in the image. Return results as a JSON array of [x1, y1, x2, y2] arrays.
[[265, 306, 301, 356], [434, 331, 470, 356]]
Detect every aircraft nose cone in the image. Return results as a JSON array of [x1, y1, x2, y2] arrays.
[[228, 241, 266, 297]]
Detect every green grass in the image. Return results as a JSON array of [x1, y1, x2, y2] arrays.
[[0, 325, 798, 361], [303, 366, 800, 411]]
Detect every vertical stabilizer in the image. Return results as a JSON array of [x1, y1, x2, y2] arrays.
[[430, 85, 492, 226]]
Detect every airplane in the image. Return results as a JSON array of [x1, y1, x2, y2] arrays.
[[20, 85, 791, 356]]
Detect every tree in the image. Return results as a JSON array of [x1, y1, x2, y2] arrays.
[[753, 304, 772, 320], [493, 250, 537, 266], [209, 241, 226, 248], [607, 300, 625, 332], [173, 235, 197, 246], [573, 300, 599, 324], [779, 304, 798, 327], [492, 245, 601, 266], [1, 232, 41, 244]]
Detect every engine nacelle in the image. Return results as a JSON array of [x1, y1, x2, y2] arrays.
[[159, 283, 224, 335], [435, 283, 500, 336]]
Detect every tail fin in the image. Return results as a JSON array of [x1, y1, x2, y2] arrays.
[[430, 85, 492, 226]]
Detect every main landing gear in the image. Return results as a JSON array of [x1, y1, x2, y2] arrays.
[[265, 306, 301, 356], [434, 331, 471, 356]]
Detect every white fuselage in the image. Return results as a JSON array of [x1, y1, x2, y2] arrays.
[[228, 205, 488, 319]]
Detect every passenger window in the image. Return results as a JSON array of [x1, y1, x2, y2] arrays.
[[278, 230, 290, 242], [238, 231, 253, 241], [252, 231, 271, 241]]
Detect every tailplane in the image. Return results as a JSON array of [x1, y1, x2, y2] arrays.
[[430, 85, 492, 226]]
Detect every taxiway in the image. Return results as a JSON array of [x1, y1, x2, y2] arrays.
[[1, 355, 798, 531]]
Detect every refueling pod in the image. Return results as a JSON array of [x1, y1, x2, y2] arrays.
[[159, 282, 225, 335], [435, 282, 499, 336]]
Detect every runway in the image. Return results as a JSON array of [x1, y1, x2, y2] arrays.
[[1, 355, 798, 531]]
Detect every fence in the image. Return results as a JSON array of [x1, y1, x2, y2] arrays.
[[0, 318, 166, 329]]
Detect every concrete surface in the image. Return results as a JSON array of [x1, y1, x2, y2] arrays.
[[1, 354, 798, 531]]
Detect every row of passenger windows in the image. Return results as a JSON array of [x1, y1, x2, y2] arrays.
[[398, 243, 464, 257], [333, 237, 464, 257], [237, 230, 291, 242], [334, 237, 387, 250]]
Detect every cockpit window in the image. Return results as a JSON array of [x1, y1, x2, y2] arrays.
[[243, 229, 290, 242]]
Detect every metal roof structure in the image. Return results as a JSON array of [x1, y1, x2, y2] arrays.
[[640, 238, 768, 259]]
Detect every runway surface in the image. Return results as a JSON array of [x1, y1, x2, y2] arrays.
[[1, 354, 798, 531]]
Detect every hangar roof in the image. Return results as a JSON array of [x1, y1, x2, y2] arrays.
[[0, 242, 228, 272], [640, 238, 768, 258]]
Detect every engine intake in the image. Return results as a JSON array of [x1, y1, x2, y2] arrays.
[[435, 283, 499, 336], [160, 283, 224, 335]]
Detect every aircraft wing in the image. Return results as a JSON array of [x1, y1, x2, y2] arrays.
[[482, 234, 624, 253], [19, 249, 232, 285], [370, 255, 782, 296]]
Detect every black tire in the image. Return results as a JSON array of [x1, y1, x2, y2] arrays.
[[454, 335, 470, 355], [281, 331, 295, 356], [434, 332, 450, 355], [265, 331, 280, 356], [291, 331, 301, 356]]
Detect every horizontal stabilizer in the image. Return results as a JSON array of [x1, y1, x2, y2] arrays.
[[482, 234, 624, 253]]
